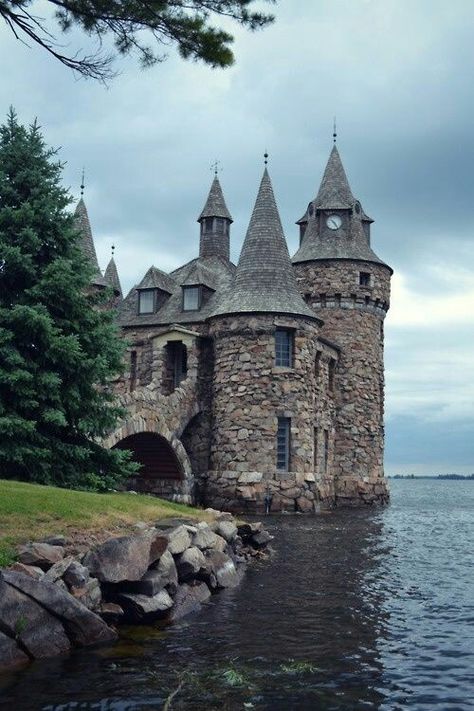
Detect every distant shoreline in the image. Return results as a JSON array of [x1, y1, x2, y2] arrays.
[[388, 475, 474, 480]]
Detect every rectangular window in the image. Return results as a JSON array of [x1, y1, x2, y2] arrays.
[[277, 417, 291, 471], [183, 286, 201, 311], [324, 430, 329, 473], [215, 217, 226, 234], [203, 217, 214, 233], [359, 272, 371, 287], [275, 329, 293, 367], [138, 289, 155, 314], [130, 351, 137, 392], [328, 359, 335, 391], [313, 426, 318, 471]]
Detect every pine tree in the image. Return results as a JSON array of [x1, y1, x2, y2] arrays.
[[0, 109, 135, 490]]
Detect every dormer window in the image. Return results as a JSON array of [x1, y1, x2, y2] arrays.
[[203, 217, 214, 233], [138, 289, 155, 314], [183, 286, 201, 311], [215, 217, 226, 234]]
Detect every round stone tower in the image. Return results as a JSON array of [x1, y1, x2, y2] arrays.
[[292, 145, 392, 506], [206, 168, 323, 513]]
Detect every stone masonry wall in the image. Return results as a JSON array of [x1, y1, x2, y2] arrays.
[[204, 313, 338, 513], [295, 260, 391, 505]]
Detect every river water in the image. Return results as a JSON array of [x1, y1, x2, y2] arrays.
[[1, 479, 474, 711]]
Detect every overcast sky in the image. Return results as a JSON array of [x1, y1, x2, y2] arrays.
[[1, 0, 473, 475]]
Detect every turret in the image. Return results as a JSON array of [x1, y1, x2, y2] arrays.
[[207, 165, 326, 513], [104, 248, 123, 307], [74, 198, 108, 289], [197, 175, 233, 260], [292, 143, 392, 506]]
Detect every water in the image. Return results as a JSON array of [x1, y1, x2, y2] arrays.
[[1, 479, 474, 710]]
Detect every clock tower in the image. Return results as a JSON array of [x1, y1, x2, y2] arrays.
[[292, 144, 393, 505]]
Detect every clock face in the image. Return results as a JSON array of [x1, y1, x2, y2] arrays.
[[326, 214, 342, 230]]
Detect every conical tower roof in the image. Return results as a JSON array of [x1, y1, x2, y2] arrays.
[[74, 199, 108, 287], [314, 145, 354, 209], [104, 256, 122, 297], [292, 146, 391, 270], [212, 169, 316, 319], [198, 176, 233, 222]]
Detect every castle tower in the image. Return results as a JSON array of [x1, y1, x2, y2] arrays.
[[292, 144, 392, 505], [74, 198, 108, 289], [104, 252, 122, 307], [197, 175, 233, 260], [207, 167, 324, 513]]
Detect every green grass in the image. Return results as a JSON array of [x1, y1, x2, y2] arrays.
[[0, 479, 206, 567]]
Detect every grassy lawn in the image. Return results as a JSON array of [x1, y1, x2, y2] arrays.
[[0, 479, 205, 567]]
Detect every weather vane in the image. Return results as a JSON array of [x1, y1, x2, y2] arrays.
[[111, 244, 115, 257], [211, 159, 221, 176], [80, 167, 85, 197], [264, 150, 269, 165], [333, 117, 337, 144]]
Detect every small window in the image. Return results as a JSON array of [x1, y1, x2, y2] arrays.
[[138, 289, 155, 314], [183, 286, 201, 311], [315, 351, 321, 380], [277, 417, 291, 471], [359, 272, 371, 287], [275, 329, 293, 367], [215, 217, 226, 234], [323, 430, 329, 473], [328, 359, 336, 391], [203, 217, 214, 233], [130, 351, 137, 392]]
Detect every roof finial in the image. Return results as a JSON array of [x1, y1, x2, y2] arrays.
[[264, 150, 269, 166], [211, 159, 221, 176], [111, 244, 115, 257], [80, 167, 85, 198], [333, 117, 337, 144]]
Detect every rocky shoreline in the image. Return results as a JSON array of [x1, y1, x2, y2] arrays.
[[0, 511, 272, 672]]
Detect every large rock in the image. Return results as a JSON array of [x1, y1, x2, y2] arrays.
[[17, 542, 64, 570], [118, 590, 173, 621], [63, 560, 90, 589], [214, 520, 238, 543], [70, 578, 102, 611], [2, 571, 116, 647], [151, 549, 178, 595], [0, 573, 71, 659], [42, 556, 75, 583], [169, 582, 211, 622], [82, 531, 167, 583], [8, 562, 43, 579], [192, 522, 218, 550], [203, 551, 242, 590], [176, 546, 206, 582], [250, 529, 273, 547], [0, 630, 30, 671], [163, 525, 192, 555]]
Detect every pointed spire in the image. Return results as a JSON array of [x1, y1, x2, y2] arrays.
[[314, 145, 354, 210], [104, 252, 122, 298], [198, 175, 233, 222], [212, 169, 316, 319], [74, 198, 108, 287]]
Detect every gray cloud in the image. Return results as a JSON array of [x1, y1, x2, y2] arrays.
[[0, 0, 473, 473]]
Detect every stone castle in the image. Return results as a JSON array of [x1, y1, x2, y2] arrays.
[[75, 144, 392, 513]]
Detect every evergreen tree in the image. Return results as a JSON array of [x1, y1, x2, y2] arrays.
[[0, 109, 135, 490]]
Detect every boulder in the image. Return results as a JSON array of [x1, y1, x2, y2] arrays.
[[192, 522, 218, 550], [250, 529, 273, 547], [0, 574, 71, 659], [63, 560, 90, 589], [117, 568, 168, 597], [8, 563, 43, 579], [70, 578, 102, 611], [169, 582, 211, 622], [41, 535, 69, 546], [0, 630, 30, 671], [237, 522, 263, 539], [163, 525, 192, 555], [214, 520, 238, 543], [82, 531, 167, 583], [151, 549, 178, 595], [176, 547, 206, 582], [17, 542, 64, 571], [42, 556, 75, 583], [118, 590, 174, 621], [211, 534, 229, 553], [203, 551, 242, 589], [100, 602, 124, 623], [2, 571, 116, 647]]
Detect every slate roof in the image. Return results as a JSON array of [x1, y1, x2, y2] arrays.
[[292, 147, 392, 271], [104, 257, 122, 297], [211, 169, 316, 320], [314, 145, 354, 209], [117, 255, 236, 327], [198, 176, 233, 222], [137, 266, 176, 294], [74, 199, 108, 287]]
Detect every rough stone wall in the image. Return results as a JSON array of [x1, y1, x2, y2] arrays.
[[203, 314, 337, 513], [294, 260, 391, 505]]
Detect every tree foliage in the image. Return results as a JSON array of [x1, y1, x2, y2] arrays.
[[0, 109, 135, 490], [0, 0, 275, 80]]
